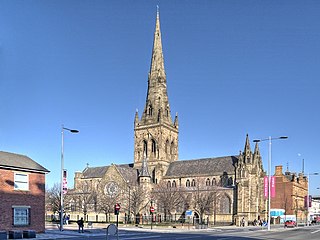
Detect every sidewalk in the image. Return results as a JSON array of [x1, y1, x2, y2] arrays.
[[35, 224, 106, 239]]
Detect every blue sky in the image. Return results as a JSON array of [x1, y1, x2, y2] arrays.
[[1, 1, 320, 194]]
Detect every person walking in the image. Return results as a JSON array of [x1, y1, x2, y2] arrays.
[[77, 217, 84, 233]]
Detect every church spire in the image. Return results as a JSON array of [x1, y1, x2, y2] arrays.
[[140, 8, 173, 126], [133, 8, 179, 169], [243, 134, 252, 164], [149, 7, 166, 81], [139, 153, 151, 178], [244, 134, 251, 154], [253, 142, 260, 156]]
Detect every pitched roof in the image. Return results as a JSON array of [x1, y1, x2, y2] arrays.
[[115, 163, 137, 183], [165, 156, 238, 177], [0, 151, 49, 173], [82, 166, 109, 178]]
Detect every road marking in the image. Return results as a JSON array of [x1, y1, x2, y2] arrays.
[[122, 235, 162, 239], [175, 237, 201, 239], [311, 229, 320, 234]]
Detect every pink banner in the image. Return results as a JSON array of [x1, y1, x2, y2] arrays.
[[264, 176, 268, 198], [271, 176, 276, 198]]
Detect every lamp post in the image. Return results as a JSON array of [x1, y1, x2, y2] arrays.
[[127, 181, 131, 224], [60, 125, 79, 231], [253, 136, 288, 231], [307, 172, 319, 226]]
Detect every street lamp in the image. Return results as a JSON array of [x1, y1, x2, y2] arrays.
[[60, 125, 79, 231], [253, 136, 288, 231], [126, 180, 131, 224], [307, 172, 319, 226]]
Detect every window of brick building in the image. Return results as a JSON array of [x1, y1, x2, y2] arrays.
[[13, 206, 30, 226], [14, 173, 29, 190], [186, 179, 190, 187]]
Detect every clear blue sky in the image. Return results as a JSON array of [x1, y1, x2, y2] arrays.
[[1, 1, 319, 194]]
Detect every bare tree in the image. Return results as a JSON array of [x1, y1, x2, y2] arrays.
[[66, 181, 98, 222], [46, 183, 61, 216], [96, 191, 121, 222], [192, 182, 219, 224], [152, 181, 184, 221], [130, 185, 149, 223]]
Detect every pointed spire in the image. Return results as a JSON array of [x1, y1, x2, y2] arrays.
[[134, 109, 139, 126], [140, 8, 174, 126], [243, 134, 252, 164], [174, 112, 179, 128], [253, 142, 260, 156], [149, 6, 166, 81], [244, 134, 251, 153], [139, 155, 151, 177]]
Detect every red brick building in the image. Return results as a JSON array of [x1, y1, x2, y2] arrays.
[[0, 151, 49, 232], [272, 165, 308, 222]]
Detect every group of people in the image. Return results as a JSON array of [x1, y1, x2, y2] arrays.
[[241, 217, 267, 227]]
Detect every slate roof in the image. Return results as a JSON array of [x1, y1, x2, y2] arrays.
[[115, 163, 137, 183], [165, 156, 238, 177], [0, 151, 49, 173], [82, 166, 109, 178]]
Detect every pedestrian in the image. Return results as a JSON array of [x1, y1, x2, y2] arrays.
[[66, 215, 70, 225], [77, 217, 84, 233], [241, 217, 245, 227]]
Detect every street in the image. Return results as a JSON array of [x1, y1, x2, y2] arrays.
[[41, 225, 320, 240]]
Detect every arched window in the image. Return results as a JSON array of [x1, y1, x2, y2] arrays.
[[151, 139, 156, 156], [212, 178, 216, 186], [165, 140, 169, 154], [148, 105, 153, 116], [172, 180, 176, 188], [206, 178, 211, 186], [69, 199, 76, 212], [157, 109, 161, 122], [186, 179, 190, 187], [228, 177, 233, 186], [170, 141, 174, 155], [152, 169, 156, 184], [241, 169, 246, 178], [167, 181, 171, 188], [219, 194, 231, 214], [143, 140, 148, 157], [191, 179, 196, 187]]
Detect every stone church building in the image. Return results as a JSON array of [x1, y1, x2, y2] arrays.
[[68, 11, 266, 226]]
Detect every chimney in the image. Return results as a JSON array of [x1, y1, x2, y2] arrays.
[[275, 165, 283, 176]]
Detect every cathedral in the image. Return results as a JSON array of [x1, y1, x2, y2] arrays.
[[68, 10, 266, 226]]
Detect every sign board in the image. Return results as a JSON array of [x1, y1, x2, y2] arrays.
[[185, 210, 192, 216], [150, 206, 155, 213], [115, 203, 120, 210], [114, 203, 120, 215], [63, 169, 67, 194], [264, 176, 276, 198], [107, 224, 117, 235], [264, 176, 268, 198]]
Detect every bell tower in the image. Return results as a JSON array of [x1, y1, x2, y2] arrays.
[[134, 9, 178, 182]]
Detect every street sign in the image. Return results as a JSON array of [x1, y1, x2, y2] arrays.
[[150, 206, 155, 213], [115, 203, 121, 210], [114, 203, 120, 215]]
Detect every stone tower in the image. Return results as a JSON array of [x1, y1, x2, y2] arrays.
[[235, 134, 265, 224], [134, 10, 179, 184]]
